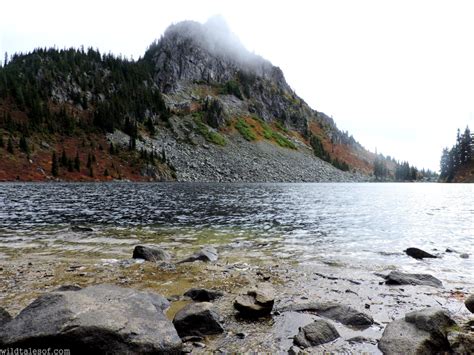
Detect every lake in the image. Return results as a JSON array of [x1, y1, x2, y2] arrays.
[[0, 182, 472, 287]]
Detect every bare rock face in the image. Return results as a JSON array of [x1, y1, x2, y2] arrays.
[[378, 308, 455, 355], [0, 284, 182, 353], [293, 319, 340, 348], [173, 302, 224, 337], [234, 285, 275, 317]]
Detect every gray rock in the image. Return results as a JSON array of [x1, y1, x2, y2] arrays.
[[465, 294, 474, 313], [0, 284, 181, 353], [173, 302, 224, 337], [460, 253, 469, 259], [384, 271, 443, 288], [178, 246, 218, 263], [405, 247, 437, 259], [405, 308, 455, 336], [293, 319, 340, 348], [278, 302, 373, 328], [183, 288, 224, 302], [54, 284, 82, 291], [70, 225, 93, 232], [378, 308, 455, 355], [448, 331, 474, 354], [0, 307, 12, 327], [234, 285, 275, 317], [132, 245, 171, 262]]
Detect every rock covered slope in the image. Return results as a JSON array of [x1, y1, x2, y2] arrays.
[[0, 17, 375, 182]]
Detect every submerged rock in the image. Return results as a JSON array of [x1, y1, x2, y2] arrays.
[[293, 319, 340, 348], [0, 284, 182, 353], [132, 245, 171, 262], [378, 308, 454, 355], [184, 288, 224, 302], [70, 225, 93, 232], [384, 271, 443, 288], [465, 294, 474, 313], [173, 302, 224, 337], [234, 285, 275, 317], [460, 253, 469, 259], [178, 246, 218, 263], [0, 307, 12, 327], [278, 302, 373, 328], [405, 247, 437, 259]]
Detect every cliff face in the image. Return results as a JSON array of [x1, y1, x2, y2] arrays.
[[0, 18, 376, 182]]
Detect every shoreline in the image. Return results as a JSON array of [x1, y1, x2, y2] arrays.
[[1, 240, 472, 353]]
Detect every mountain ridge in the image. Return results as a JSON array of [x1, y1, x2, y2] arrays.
[[0, 19, 379, 182]]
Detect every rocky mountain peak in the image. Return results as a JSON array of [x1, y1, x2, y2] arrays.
[[147, 17, 290, 94]]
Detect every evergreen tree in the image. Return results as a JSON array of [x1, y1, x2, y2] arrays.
[[60, 149, 68, 167], [7, 137, 13, 154], [0, 135, 4, 148], [19, 135, 29, 154], [51, 152, 59, 177], [74, 151, 80, 171]]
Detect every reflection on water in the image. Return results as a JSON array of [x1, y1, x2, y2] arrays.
[[0, 182, 473, 284]]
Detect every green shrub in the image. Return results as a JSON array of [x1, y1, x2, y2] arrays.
[[193, 116, 226, 146], [235, 118, 256, 141]]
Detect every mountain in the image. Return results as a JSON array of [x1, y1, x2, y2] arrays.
[[0, 18, 377, 182]]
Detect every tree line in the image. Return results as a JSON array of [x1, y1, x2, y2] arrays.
[[439, 126, 473, 182], [0, 47, 169, 136], [373, 154, 437, 182]]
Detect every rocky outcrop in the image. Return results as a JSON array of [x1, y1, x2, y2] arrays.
[[278, 302, 373, 328], [293, 319, 340, 348], [383, 271, 443, 288], [173, 302, 224, 337], [132, 245, 171, 262], [234, 285, 275, 317], [184, 288, 224, 302], [405, 247, 437, 259], [178, 246, 218, 263], [378, 308, 454, 355], [0, 284, 182, 353]]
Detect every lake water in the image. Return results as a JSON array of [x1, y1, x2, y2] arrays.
[[0, 182, 473, 286]]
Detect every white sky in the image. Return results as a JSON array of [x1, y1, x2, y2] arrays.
[[2, 0, 474, 171]]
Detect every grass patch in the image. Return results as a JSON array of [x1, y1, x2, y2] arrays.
[[235, 118, 257, 141], [193, 115, 226, 146], [271, 131, 296, 149], [259, 119, 296, 149]]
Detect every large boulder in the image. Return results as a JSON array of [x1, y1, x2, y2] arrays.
[[0, 307, 12, 327], [278, 302, 373, 328], [405, 247, 437, 260], [0, 284, 182, 353], [184, 288, 224, 302], [465, 294, 474, 313], [384, 271, 442, 288], [173, 302, 224, 337], [293, 319, 340, 348], [234, 285, 275, 317], [448, 331, 474, 354], [132, 245, 171, 262], [378, 308, 454, 355], [178, 246, 218, 263]]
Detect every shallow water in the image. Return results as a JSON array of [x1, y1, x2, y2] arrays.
[[0, 182, 472, 286]]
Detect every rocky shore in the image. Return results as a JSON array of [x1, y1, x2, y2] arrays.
[[0, 242, 472, 354]]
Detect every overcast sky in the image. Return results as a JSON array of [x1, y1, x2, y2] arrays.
[[2, 0, 474, 171]]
